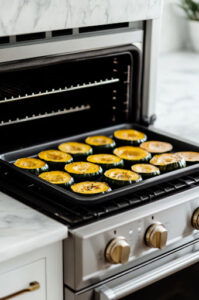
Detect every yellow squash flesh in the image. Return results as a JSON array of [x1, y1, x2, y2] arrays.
[[38, 150, 72, 162], [71, 181, 110, 195], [39, 171, 72, 184], [140, 141, 173, 153], [14, 158, 46, 169]]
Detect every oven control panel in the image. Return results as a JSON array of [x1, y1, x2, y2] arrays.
[[64, 187, 199, 290]]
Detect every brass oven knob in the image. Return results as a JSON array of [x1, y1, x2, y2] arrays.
[[145, 222, 168, 249], [192, 208, 199, 229], [105, 237, 130, 264]]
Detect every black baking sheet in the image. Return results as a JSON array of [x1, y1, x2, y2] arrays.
[[0, 123, 199, 205]]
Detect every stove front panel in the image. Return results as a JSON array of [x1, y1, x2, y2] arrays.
[[64, 186, 199, 290], [65, 240, 199, 300]]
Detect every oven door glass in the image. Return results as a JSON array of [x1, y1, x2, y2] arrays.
[[95, 241, 199, 300]]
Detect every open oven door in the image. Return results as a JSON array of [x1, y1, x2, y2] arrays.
[[95, 239, 199, 300]]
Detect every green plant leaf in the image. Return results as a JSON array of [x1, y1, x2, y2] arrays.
[[179, 0, 199, 20]]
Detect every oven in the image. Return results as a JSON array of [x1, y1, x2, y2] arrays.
[[0, 20, 199, 300]]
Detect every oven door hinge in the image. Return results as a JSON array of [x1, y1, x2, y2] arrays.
[[141, 114, 157, 126]]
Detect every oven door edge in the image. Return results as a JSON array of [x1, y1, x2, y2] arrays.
[[94, 239, 199, 300]]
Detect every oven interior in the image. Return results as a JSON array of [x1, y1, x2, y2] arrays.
[[0, 45, 140, 152]]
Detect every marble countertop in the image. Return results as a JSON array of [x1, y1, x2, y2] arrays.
[[0, 0, 162, 37], [155, 51, 199, 144], [0, 191, 68, 263]]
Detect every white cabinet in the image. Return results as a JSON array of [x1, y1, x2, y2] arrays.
[[0, 241, 63, 300], [0, 259, 46, 299]]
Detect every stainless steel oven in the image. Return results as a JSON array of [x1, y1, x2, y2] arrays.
[[0, 18, 199, 300]]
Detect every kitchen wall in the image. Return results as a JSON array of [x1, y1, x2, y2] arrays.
[[155, 0, 199, 140], [160, 0, 189, 53]]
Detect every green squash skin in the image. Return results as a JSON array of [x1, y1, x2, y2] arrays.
[[87, 158, 124, 171], [57, 177, 74, 188], [89, 142, 116, 154], [103, 174, 142, 187], [156, 160, 186, 172], [135, 169, 160, 179], [122, 153, 152, 167], [98, 159, 124, 170], [40, 176, 74, 188], [114, 135, 147, 146], [28, 163, 49, 175], [67, 167, 103, 182], [38, 157, 73, 170], [72, 148, 93, 161]]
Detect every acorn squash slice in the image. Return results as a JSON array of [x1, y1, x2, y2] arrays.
[[104, 168, 142, 187], [140, 141, 173, 154], [39, 171, 74, 187], [14, 158, 48, 175], [71, 181, 111, 196], [114, 129, 147, 145], [38, 150, 73, 169], [176, 152, 199, 164], [150, 153, 186, 172], [131, 164, 160, 178], [65, 161, 102, 180], [58, 142, 92, 159], [87, 154, 123, 170], [113, 146, 151, 165], [85, 136, 116, 152]]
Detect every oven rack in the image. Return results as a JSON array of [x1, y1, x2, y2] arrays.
[[0, 104, 91, 126], [0, 78, 119, 104]]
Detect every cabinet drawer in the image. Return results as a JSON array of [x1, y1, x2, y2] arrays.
[[0, 259, 46, 300]]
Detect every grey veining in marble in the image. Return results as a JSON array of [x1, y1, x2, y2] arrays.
[[155, 51, 199, 144], [0, 0, 162, 37], [0, 192, 67, 263]]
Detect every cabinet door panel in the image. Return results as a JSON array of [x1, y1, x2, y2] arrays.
[[0, 259, 46, 300]]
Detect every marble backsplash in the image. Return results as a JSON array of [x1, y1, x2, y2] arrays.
[[0, 0, 162, 37]]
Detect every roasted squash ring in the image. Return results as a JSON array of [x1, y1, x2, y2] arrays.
[[65, 161, 102, 180], [38, 150, 73, 169], [113, 146, 151, 164], [71, 181, 111, 195], [39, 171, 74, 187], [104, 168, 141, 186], [58, 142, 92, 159], [114, 129, 147, 145], [85, 136, 116, 152], [150, 153, 186, 172], [87, 154, 123, 170], [131, 164, 160, 178], [14, 158, 48, 175], [176, 152, 199, 164], [140, 141, 173, 154]]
